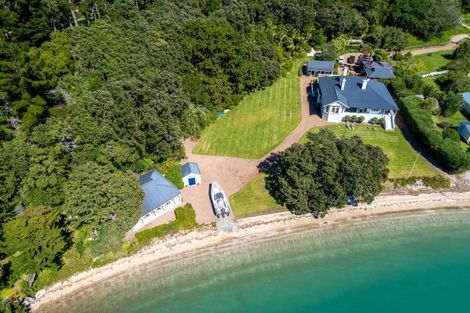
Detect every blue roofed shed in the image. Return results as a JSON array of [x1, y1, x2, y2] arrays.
[[306, 60, 335, 76], [458, 122, 470, 143], [139, 169, 182, 215], [182, 162, 202, 187], [461, 92, 470, 114]]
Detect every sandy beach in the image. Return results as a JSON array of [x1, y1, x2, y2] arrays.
[[31, 190, 470, 312]]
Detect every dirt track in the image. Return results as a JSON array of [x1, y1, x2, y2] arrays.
[[405, 34, 470, 56]]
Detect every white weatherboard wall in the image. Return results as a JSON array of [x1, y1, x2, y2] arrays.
[[321, 101, 392, 124], [131, 194, 182, 232], [183, 173, 201, 187]]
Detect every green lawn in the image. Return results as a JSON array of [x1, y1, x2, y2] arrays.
[[305, 125, 440, 179], [193, 59, 307, 159], [432, 111, 467, 127], [230, 174, 286, 218], [407, 25, 470, 48], [415, 50, 453, 73], [463, 13, 470, 24]]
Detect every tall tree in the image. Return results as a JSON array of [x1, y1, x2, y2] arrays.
[[63, 162, 143, 252], [2, 206, 68, 277], [264, 129, 388, 215]]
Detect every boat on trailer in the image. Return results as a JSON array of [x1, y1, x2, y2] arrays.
[[210, 182, 231, 218]]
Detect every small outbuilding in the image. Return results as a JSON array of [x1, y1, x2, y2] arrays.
[[131, 169, 182, 232], [306, 60, 335, 76], [461, 92, 470, 115], [458, 122, 470, 143], [182, 162, 201, 187]]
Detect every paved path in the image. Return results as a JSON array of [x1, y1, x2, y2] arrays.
[[405, 34, 470, 56], [151, 76, 327, 226]]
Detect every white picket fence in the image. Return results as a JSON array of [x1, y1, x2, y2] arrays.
[[420, 70, 448, 78]]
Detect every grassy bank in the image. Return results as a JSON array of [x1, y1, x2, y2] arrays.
[[230, 174, 285, 218], [305, 125, 440, 179], [407, 25, 470, 48], [193, 58, 307, 159], [415, 50, 453, 73]]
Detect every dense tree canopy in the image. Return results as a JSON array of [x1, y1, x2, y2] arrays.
[[0, 0, 467, 298], [63, 163, 143, 252], [2, 206, 68, 278], [264, 129, 389, 215]]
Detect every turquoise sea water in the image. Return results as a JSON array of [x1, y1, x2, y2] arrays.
[[40, 209, 470, 313]]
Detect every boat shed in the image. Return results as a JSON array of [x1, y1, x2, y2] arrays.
[[306, 60, 335, 76], [131, 169, 182, 232], [458, 122, 470, 143], [182, 162, 202, 187]]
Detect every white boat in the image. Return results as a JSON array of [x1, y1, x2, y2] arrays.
[[210, 182, 231, 218]]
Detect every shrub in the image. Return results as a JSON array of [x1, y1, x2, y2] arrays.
[[391, 175, 450, 189], [437, 121, 453, 129], [421, 97, 440, 115], [135, 204, 197, 245], [443, 128, 460, 142], [369, 117, 379, 124], [356, 116, 365, 123], [440, 92, 464, 117], [342, 115, 351, 122], [379, 117, 385, 126], [157, 161, 184, 189], [349, 115, 358, 122]]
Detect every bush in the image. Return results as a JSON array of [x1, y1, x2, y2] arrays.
[[350, 115, 358, 123], [135, 204, 197, 245], [157, 161, 184, 189], [440, 93, 464, 117], [443, 128, 460, 142], [356, 116, 365, 123], [421, 97, 440, 115], [391, 175, 450, 189], [379, 118, 385, 126], [369, 117, 379, 124], [342, 115, 351, 122]]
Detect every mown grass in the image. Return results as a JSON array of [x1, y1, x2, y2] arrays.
[[304, 125, 440, 179], [432, 111, 467, 127], [407, 25, 470, 48], [193, 58, 308, 159], [230, 174, 285, 218], [415, 50, 453, 73]]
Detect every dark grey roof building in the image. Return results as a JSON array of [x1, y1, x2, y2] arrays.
[[362, 61, 395, 79], [316, 76, 399, 130], [307, 60, 335, 76], [318, 76, 399, 111], [139, 169, 181, 215]]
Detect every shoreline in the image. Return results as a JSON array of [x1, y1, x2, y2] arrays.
[[31, 190, 470, 312]]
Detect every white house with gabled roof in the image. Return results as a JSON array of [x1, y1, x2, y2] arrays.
[[316, 75, 399, 130]]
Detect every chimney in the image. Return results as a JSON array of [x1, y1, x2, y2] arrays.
[[341, 77, 346, 90], [361, 78, 369, 90], [343, 66, 349, 76]]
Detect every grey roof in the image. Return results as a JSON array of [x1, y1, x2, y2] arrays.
[[462, 92, 470, 105], [365, 68, 395, 79], [362, 60, 392, 70], [181, 162, 201, 177], [307, 60, 334, 72], [318, 76, 399, 111], [139, 169, 181, 215]]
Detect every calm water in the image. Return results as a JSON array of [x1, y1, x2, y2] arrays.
[[41, 209, 470, 313]]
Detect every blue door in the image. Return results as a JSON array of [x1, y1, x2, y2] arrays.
[[188, 177, 197, 186]]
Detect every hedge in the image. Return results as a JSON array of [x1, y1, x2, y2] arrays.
[[391, 175, 451, 189], [398, 96, 470, 173]]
